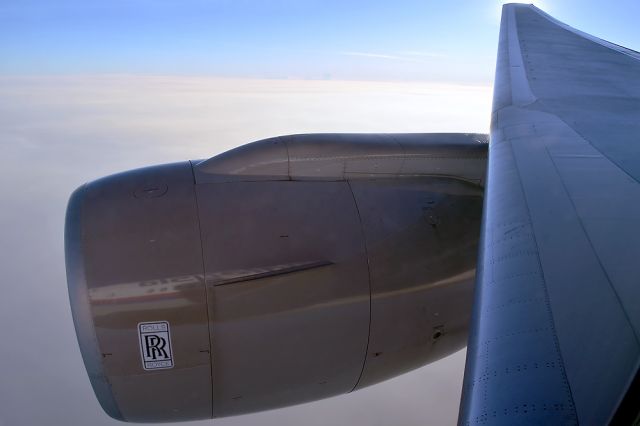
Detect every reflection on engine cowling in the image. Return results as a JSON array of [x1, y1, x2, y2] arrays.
[[65, 133, 487, 422]]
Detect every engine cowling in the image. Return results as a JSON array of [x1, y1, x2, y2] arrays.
[[65, 133, 487, 422]]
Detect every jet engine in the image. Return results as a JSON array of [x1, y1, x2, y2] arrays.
[[65, 133, 487, 422]]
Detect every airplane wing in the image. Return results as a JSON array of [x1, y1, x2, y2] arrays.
[[459, 4, 640, 425]]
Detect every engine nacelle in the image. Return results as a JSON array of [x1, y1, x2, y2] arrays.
[[65, 133, 487, 422]]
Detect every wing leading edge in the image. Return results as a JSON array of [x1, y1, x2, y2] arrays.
[[460, 4, 640, 425]]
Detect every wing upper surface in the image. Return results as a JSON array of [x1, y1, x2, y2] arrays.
[[460, 4, 640, 425]]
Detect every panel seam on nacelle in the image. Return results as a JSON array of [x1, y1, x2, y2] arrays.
[[189, 160, 215, 419], [346, 179, 373, 393], [281, 136, 292, 181]]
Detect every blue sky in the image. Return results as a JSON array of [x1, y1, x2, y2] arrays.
[[1, 0, 640, 83]]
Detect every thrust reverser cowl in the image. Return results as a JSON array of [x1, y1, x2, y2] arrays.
[[66, 133, 487, 422]]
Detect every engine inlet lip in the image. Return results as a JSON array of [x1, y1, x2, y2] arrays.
[[65, 184, 124, 421]]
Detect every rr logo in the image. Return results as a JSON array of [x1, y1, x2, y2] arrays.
[[144, 335, 168, 359], [138, 321, 174, 370]]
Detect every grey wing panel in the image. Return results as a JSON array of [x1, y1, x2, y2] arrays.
[[460, 4, 640, 425]]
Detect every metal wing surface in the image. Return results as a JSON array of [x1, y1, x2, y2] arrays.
[[460, 4, 640, 425]]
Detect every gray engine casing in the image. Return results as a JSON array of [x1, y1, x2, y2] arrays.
[[65, 133, 487, 422]]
